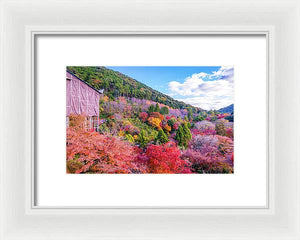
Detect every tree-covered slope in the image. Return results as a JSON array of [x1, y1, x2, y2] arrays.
[[67, 66, 203, 112], [218, 104, 234, 113]]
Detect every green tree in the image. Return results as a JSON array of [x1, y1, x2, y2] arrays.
[[195, 111, 207, 121], [148, 104, 155, 113], [195, 114, 204, 121], [175, 125, 186, 148], [167, 118, 176, 128], [160, 106, 169, 115], [137, 130, 150, 148], [211, 116, 217, 121], [187, 107, 193, 121], [175, 123, 192, 148], [155, 129, 169, 144], [182, 122, 192, 141], [125, 134, 135, 143], [155, 103, 160, 112]]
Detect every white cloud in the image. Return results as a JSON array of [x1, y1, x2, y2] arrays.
[[168, 66, 234, 110], [211, 66, 234, 83]]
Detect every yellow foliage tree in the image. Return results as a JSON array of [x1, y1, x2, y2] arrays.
[[102, 95, 109, 102], [148, 117, 162, 130], [163, 124, 172, 132]]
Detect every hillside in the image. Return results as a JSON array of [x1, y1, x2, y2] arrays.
[[67, 66, 203, 113], [218, 104, 234, 113]]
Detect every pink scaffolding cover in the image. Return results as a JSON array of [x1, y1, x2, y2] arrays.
[[66, 71, 101, 117]]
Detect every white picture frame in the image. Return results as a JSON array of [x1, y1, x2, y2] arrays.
[[0, 0, 299, 239]]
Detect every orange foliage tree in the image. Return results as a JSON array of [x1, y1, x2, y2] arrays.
[[66, 116, 146, 174], [150, 112, 164, 121], [147, 117, 162, 130]]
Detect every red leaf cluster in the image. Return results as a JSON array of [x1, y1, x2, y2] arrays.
[[150, 112, 164, 121], [140, 143, 191, 173], [139, 112, 149, 122], [67, 127, 146, 173]]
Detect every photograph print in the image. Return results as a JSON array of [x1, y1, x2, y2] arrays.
[[66, 66, 234, 174]]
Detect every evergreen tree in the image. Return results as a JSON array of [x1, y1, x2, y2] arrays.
[[175, 125, 186, 148], [187, 107, 193, 121], [175, 124, 192, 149], [155, 103, 160, 112], [155, 129, 169, 144], [183, 122, 192, 141], [195, 114, 205, 122], [160, 106, 169, 115], [148, 104, 155, 113], [137, 130, 149, 148], [167, 118, 176, 128]]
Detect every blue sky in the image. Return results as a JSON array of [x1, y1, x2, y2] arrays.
[[107, 66, 234, 110]]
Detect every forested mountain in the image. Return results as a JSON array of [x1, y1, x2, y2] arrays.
[[67, 66, 203, 113], [218, 104, 234, 113], [66, 67, 234, 174]]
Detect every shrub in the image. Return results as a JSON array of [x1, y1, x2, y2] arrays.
[[139, 112, 148, 122], [201, 129, 217, 135], [225, 128, 233, 139], [67, 159, 83, 173], [68, 114, 86, 130], [181, 149, 233, 174], [210, 116, 217, 121], [66, 127, 146, 173], [189, 135, 233, 161], [224, 122, 234, 129], [189, 135, 219, 156], [195, 120, 215, 132], [172, 122, 179, 130], [142, 143, 190, 173], [98, 123, 110, 134], [123, 123, 140, 135], [216, 135, 233, 156], [113, 113, 122, 121], [215, 119, 228, 136]]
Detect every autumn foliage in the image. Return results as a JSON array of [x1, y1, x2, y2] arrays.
[[67, 125, 146, 174], [67, 94, 234, 174], [147, 116, 162, 129], [139, 112, 148, 122], [140, 143, 191, 173]]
